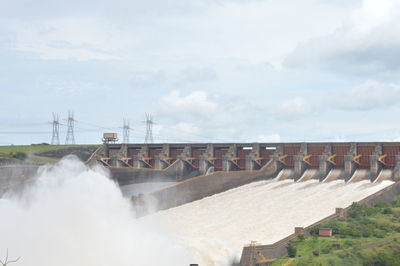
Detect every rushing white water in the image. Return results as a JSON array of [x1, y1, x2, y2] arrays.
[[0, 157, 192, 266], [0, 157, 395, 266], [146, 178, 394, 265]]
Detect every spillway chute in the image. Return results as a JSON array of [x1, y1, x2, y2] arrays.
[[296, 169, 319, 182], [275, 169, 294, 181], [321, 169, 345, 183], [373, 169, 393, 183], [347, 169, 371, 183]]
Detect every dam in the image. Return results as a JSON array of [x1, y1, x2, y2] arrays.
[[92, 142, 400, 183], [87, 141, 400, 264], [1, 142, 400, 265], [87, 142, 400, 212]]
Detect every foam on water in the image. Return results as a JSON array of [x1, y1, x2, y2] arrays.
[[0, 157, 192, 266], [0, 157, 394, 266], [145, 178, 394, 265]]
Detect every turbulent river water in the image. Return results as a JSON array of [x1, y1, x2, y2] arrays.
[[0, 157, 394, 266]]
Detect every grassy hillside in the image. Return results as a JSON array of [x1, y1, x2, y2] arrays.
[[273, 199, 400, 266], [0, 144, 100, 164]]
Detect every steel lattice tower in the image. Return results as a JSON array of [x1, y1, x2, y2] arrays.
[[51, 112, 60, 145], [65, 111, 75, 145], [144, 113, 154, 143], [122, 119, 130, 144]]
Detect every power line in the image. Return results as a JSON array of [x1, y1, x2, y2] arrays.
[[65, 111, 76, 145], [75, 120, 118, 131], [51, 112, 60, 145]]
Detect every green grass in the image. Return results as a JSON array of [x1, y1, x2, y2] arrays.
[[272, 199, 400, 266], [0, 144, 96, 154], [0, 144, 99, 164]]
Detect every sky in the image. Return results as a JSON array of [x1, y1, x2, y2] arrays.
[[1, 0, 400, 144]]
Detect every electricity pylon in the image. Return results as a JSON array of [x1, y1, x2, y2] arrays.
[[51, 112, 60, 145], [65, 111, 75, 145]]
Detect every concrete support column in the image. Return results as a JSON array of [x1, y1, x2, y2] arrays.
[[370, 144, 383, 182], [294, 143, 308, 181], [132, 158, 145, 168], [103, 143, 110, 158], [245, 143, 261, 171], [181, 145, 192, 159], [245, 156, 256, 171], [119, 144, 128, 158], [370, 155, 381, 182], [199, 157, 213, 174], [199, 144, 214, 174], [222, 144, 238, 172], [154, 144, 171, 170], [252, 143, 261, 155], [222, 156, 232, 171], [393, 155, 400, 181], [350, 142, 357, 155], [294, 155, 306, 181], [154, 157, 168, 169], [318, 155, 330, 181], [162, 144, 170, 157], [300, 142, 308, 155], [318, 144, 333, 181], [344, 155, 356, 182], [344, 143, 358, 182], [138, 145, 149, 158]]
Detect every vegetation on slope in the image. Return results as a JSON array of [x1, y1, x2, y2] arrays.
[[0, 144, 99, 164], [273, 198, 400, 266]]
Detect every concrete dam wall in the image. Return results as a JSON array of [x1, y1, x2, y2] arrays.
[[91, 142, 400, 214], [92, 142, 400, 183]]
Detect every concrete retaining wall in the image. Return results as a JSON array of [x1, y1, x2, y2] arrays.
[[133, 159, 280, 215], [110, 160, 200, 185]]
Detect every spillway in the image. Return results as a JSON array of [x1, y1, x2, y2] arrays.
[[140, 178, 394, 265]]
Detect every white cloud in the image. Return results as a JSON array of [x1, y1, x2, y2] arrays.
[[330, 80, 400, 110], [157, 90, 265, 142], [5, 17, 134, 60], [273, 98, 312, 120], [285, 0, 400, 75], [178, 67, 217, 84], [159, 90, 219, 121], [45, 80, 98, 96]]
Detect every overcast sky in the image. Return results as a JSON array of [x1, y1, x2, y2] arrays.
[[1, 0, 400, 145]]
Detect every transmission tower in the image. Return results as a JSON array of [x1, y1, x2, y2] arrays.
[[144, 113, 154, 143], [65, 111, 76, 145], [122, 119, 130, 144], [51, 112, 60, 145]]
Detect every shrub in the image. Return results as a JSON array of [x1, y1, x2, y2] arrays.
[[392, 196, 400, 207], [372, 230, 386, 238], [297, 235, 305, 242], [312, 249, 320, 256], [309, 226, 320, 236], [348, 203, 377, 219], [343, 240, 354, 248], [383, 208, 392, 215], [374, 201, 391, 209], [321, 246, 332, 254], [10, 152, 27, 160], [287, 244, 297, 257]]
